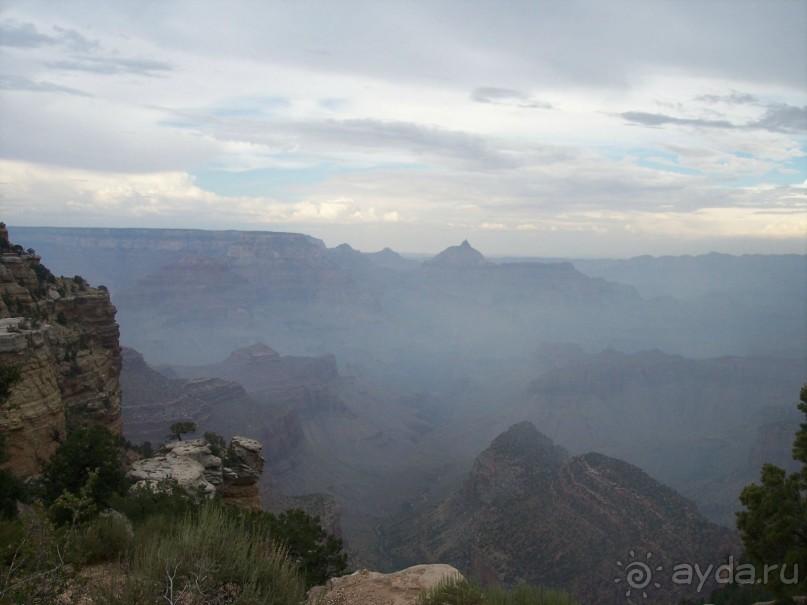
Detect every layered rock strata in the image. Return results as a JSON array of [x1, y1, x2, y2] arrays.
[[0, 224, 122, 476]]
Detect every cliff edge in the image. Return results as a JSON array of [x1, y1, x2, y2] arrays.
[[0, 223, 122, 476]]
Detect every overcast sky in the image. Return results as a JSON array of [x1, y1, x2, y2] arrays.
[[0, 0, 805, 256]]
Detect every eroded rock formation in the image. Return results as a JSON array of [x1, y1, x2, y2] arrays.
[[0, 224, 122, 476], [390, 421, 740, 605], [127, 435, 265, 509]]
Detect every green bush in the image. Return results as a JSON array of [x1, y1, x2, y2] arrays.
[[203, 431, 245, 468], [0, 364, 20, 405], [244, 507, 347, 589], [0, 504, 71, 603], [107, 479, 198, 525], [417, 576, 581, 605], [417, 574, 484, 604], [93, 502, 306, 605], [32, 262, 55, 284], [0, 463, 27, 519], [69, 513, 134, 567], [42, 425, 127, 520], [167, 420, 196, 441], [683, 579, 773, 605]]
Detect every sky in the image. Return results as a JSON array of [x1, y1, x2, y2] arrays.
[[0, 0, 805, 257]]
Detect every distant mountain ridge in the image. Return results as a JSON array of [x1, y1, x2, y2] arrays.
[[10, 227, 654, 364]]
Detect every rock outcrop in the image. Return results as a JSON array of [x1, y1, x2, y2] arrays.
[[127, 435, 265, 509], [216, 435, 265, 509], [172, 342, 340, 411], [306, 564, 461, 605], [389, 422, 739, 605], [121, 345, 345, 528], [121, 346, 268, 447], [0, 224, 122, 476]]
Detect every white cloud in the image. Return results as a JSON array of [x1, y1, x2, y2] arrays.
[[0, 160, 413, 227], [0, 0, 805, 255]]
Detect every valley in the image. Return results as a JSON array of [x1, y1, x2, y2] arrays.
[[7, 225, 806, 603]]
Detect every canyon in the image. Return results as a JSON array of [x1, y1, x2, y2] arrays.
[[4, 224, 804, 603]]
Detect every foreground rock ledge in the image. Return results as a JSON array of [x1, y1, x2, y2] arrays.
[[127, 436, 265, 509], [306, 564, 461, 605]]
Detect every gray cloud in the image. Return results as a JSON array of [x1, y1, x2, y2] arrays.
[[0, 19, 163, 77], [113, 0, 804, 92], [46, 56, 173, 76], [618, 111, 736, 129], [751, 104, 807, 133], [1, 19, 164, 78], [696, 92, 758, 105], [470, 87, 552, 109], [312, 119, 513, 167], [0, 20, 98, 51], [0, 20, 54, 47], [175, 110, 527, 170], [0, 74, 92, 97], [619, 103, 807, 134], [471, 87, 521, 102], [53, 26, 100, 52]]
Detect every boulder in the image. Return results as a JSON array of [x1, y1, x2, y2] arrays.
[[305, 564, 461, 605]]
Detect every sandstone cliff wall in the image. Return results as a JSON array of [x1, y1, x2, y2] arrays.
[[0, 224, 122, 476]]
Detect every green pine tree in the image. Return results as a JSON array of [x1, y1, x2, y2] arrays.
[[736, 384, 807, 604]]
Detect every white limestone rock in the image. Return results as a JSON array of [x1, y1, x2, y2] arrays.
[[305, 564, 462, 605], [127, 438, 222, 497]]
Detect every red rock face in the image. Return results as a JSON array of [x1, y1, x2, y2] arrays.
[[0, 232, 122, 476]]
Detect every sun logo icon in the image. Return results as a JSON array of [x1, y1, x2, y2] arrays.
[[615, 550, 663, 600]]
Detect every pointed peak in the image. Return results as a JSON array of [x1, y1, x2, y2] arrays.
[[366, 247, 418, 271], [486, 421, 569, 467], [373, 246, 401, 257], [425, 240, 495, 268], [331, 242, 361, 255]]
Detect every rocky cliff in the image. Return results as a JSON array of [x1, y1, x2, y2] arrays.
[[171, 343, 341, 413], [388, 422, 739, 605], [120, 346, 276, 448], [520, 348, 805, 524], [0, 224, 122, 476], [8, 227, 336, 294]]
